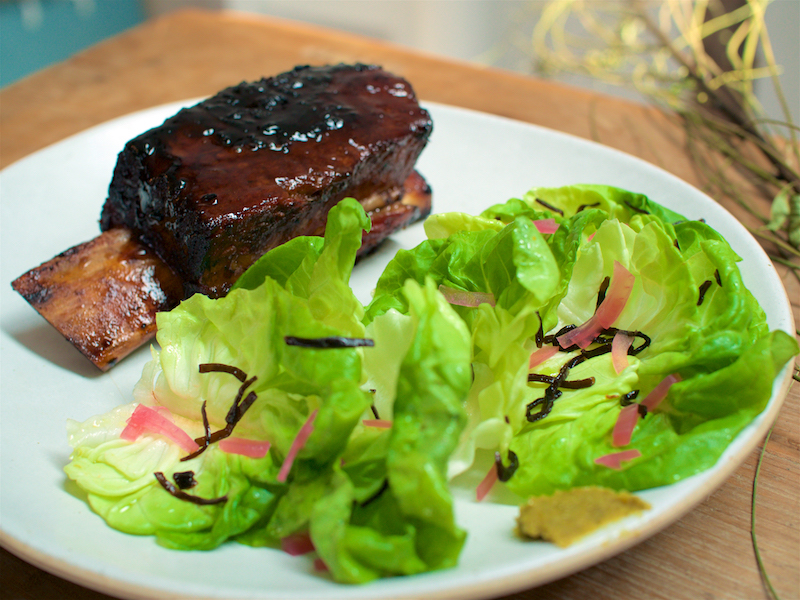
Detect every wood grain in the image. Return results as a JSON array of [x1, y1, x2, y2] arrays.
[[1, 9, 797, 600]]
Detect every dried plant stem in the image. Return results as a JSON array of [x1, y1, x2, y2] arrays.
[[529, 0, 800, 271], [752, 1, 800, 165], [693, 108, 800, 187], [751, 425, 781, 600], [636, 2, 800, 196], [747, 227, 800, 262], [767, 254, 800, 273]]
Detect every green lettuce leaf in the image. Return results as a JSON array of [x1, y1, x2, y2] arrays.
[[64, 199, 472, 583], [487, 186, 797, 495], [368, 184, 797, 497], [311, 278, 471, 582]]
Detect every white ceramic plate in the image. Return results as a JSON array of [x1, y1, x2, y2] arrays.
[[0, 101, 795, 600]]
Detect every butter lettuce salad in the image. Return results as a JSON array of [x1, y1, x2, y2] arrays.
[[65, 186, 798, 583]]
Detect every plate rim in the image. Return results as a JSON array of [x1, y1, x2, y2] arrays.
[[1, 99, 796, 600]]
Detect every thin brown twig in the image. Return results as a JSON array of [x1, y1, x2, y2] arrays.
[[635, 1, 800, 196]]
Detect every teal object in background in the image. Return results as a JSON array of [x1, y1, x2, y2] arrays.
[[0, 0, 145, 88]]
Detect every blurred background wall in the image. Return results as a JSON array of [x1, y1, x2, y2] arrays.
[[0, 0, 145, 85], [1, 0, 797, 122]]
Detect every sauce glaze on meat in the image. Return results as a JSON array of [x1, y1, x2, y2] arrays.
[[101, 64, 433, 297]]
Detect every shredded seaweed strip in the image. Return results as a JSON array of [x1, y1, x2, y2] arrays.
[[535, 311, 544, 348], [526, 281, 653, 425], [284, 336, 375, 348], [697, 279, 713, 305], [596, 276, 611, 309], [528, 373, 595, 389], [620, 390, 651, 415], [526, 348, 599, 422], [620, 390, 640, 406], [576, 202, 600, 212], [154, 472, 227, 505], [599, 328, 651, 355], [181, 402, 211, 462], [180, 401, 212, 462], [172, 470, 197, 490], [370, 405, 380, 419], [181, 366, 259, 461], [525, 387, 561, 422], [714, 268, 722, 286], [199, 362, 247, 383], [624, 201, 649, 214], [359, 479, 390, 508], [534, 197, 564, 216], [542, 324, 576, 346], [495, 450, 519, 482], [526, 327, 648, 422]]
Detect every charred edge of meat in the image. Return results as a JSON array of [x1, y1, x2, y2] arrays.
[[13, 65, 433, 372], [10, 228, 184, 371], [358, 170, 432, 259], [101, 64, 433, 297]]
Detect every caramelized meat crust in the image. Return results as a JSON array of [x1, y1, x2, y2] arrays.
[[101, 63, 433, 297], [11, 229, 184, 370], [13, 64, 433, 371]]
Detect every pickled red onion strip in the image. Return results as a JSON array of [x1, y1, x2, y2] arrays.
[[218, 437, 272, 458], [642, 373, 682, 411], [529, 345, 559, 369], [438, 285, 495, 307], [277, 409, 318, 483], [314, 558, 329, 572], [362, 419, 392, 428], [611, 331, 634, 374], [281, 532, 315, 556], [120, 404, 199, 454], [596, 262, 636, 328], [557, 261, 635, 349], [476, 462, 498, 502], [533, 218, 559, 235], [120, 421, 144, 440], [612, 403, 640, 447], [594, 449, 641, 470], [556, 314, 602, 350]]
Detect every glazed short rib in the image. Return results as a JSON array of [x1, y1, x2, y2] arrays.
[[12, 64, 433, 370], [102, 63, 433, 297]]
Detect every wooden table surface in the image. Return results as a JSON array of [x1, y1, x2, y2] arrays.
[[1, 9, 797, 600]]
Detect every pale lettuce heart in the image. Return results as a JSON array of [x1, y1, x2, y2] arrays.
[[65, 199, 473, 581]]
